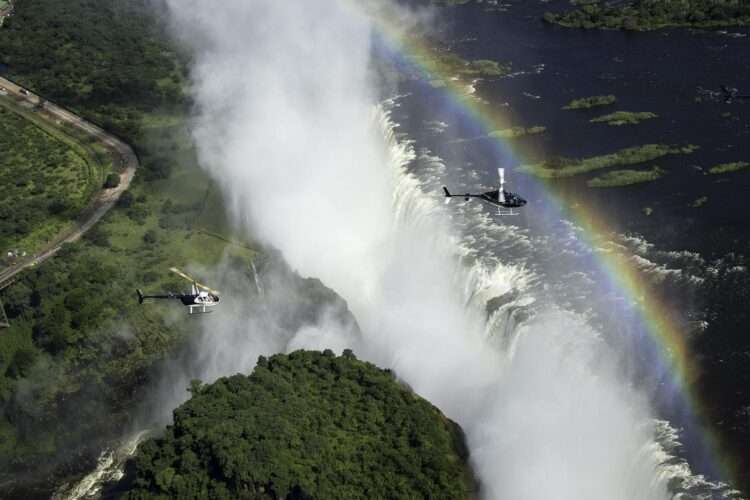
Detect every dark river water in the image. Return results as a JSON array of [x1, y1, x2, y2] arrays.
[[390, 0, 750, 495], [396, 0, 750, 256]]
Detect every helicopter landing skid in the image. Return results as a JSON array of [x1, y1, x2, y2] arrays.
[[188, 305, 214, 314], [497, 208, 519, 216]]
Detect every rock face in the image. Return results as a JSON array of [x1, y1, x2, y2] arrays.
[[114, 350, 475, 500]]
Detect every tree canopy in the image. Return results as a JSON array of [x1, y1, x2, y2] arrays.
[[118, 350, 474, 500]]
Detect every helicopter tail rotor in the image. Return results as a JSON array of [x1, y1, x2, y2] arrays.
[[442, 186, 452, 204]]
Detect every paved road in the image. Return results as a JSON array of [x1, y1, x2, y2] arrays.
[[0, 76, 138, 290]]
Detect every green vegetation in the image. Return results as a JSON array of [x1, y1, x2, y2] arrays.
[[522, 144, 698, 178], [423, 53, 511, 91], [544, 0, 750, 31], [0, 159, 253, 472], [691, 195, 709, 207], [469, 59, 509, 76], [0, 0, 250, 488], [562, 95, 617, 110], [587, 166, 665, 188], [0, 0, 188, 139], [0, 3, 375, 493], [590, 111, 659, 126], [0, 104, 103, 256], [118, 351, 473, 499], [708, 161, 750, 175], [430, 53, 512, 79], [490, 125, 546, 139]]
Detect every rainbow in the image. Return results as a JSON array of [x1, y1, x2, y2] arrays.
[[337, 0, 738, 491]]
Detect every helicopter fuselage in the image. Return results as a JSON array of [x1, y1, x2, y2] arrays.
[[138, 289, 220, 313], [466, 190, 527, 208]]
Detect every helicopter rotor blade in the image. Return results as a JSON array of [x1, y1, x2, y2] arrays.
[[498, 167, 506, 204], [170, 267, 221, 295]]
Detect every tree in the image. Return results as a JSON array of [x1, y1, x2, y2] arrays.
[[6, 348, 37, 379], [2, 282, 32, 318], [104, 173, 120, 189], [85, 225, 110, 247], [116, 190, 134, 208], [142, 229, 157, 244]]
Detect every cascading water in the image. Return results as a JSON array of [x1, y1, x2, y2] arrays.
[[52, 431, 149, 500], [156, 1, 694, 497], [59, 0, 742, 498]]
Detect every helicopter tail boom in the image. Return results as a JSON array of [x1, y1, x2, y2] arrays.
[[136, 290, 177, 302]]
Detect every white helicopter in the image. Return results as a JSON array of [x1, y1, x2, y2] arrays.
[[137, 267, 220, 314]]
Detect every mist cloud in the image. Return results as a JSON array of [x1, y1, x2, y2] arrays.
[[163, 1, 673, 498]]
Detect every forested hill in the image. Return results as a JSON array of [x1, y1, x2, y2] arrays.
[[544, 0, 750, 30], [0, 0, 186, 139], [113, 350, 476, 500]]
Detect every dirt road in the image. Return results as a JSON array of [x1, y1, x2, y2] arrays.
[[0, 76, 138, 290]]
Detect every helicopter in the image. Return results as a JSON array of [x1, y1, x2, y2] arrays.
[[443, 168, 527, 215], [137, 267, 220, 314], [720, 85, 750, 104]]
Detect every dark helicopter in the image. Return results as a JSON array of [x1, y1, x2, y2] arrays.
[[443, 168, 527, 215], [137, 267, 220, 314], [721, 85, 750, 104]]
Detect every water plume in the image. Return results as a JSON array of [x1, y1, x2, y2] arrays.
[[162, 1, 673, 498]]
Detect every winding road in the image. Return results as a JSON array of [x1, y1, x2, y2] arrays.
[[0, 76, 138, 291]]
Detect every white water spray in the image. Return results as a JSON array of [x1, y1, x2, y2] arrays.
[[52, 431, 148, 500], [162, 1, 677, 498]]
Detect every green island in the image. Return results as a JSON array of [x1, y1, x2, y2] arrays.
[[562, 95, 617, 110], [431, 53, 512, 79], [691, 195, 709, 207], [587, 166, 665, 188], [708, 161, 750, 175], [115, 351, 474, 499], [424, 54, 511, 91], [0, 103, 104, 256], [489, 125, 546, 139], [521, 144, 698, 178], [544, 0, 750, 31], [590, 111, 659, 126]]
